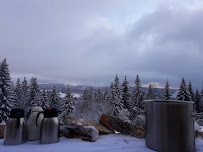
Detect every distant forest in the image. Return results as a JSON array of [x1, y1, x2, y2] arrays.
[[0, 58, 203, 124]]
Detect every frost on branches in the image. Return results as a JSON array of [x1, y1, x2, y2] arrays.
[[0, 59, 17, 123], [49, 86, 61, 109], [176, 78, 191, 101], [59, 88, 75, 121], [162, 80, 172, 100]]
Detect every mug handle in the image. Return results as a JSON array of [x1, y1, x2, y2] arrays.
[[36, 111, 44, 127]]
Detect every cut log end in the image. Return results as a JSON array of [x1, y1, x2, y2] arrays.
[[99, 114, 145, 139]]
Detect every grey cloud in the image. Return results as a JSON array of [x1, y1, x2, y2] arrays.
[[0, 1, 203, 89]]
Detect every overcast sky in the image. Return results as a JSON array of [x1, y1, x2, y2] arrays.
[[1, 0, 203, 88]]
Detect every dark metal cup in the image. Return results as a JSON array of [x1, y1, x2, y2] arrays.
[[145, 100, 196, 152]]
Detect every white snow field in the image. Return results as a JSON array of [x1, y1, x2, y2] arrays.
[[0, 134, 203, 152]]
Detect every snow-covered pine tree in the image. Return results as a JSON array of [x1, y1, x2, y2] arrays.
[[194, 89, 201, 113], [49, 86, 60, 109], [82, 87, 89, 101], [131, 75, 145, 109], [32, 92, 41, 107], [0, 59, 17, 123], [188, 81, 194, 101], [200, 88, 203, 112], [162, 80, 172, 100], [95, 88, 103, 103], [14, 78, 23, 108], [9, 81, 18, 107], [93, 89, 97, 102], [109, 83, 114, 103], [25, 77, 40, 118], [21, 77, 29, 109], [95, 88, 104, 114], [104, 86, 108, 101], [111, 74, 126, 118], [176, 78, 191, 101], [40, 88, 49, 110], [59, 88, 75, 121], [146, 84, 155, 100], [0, 88, 5, 123], [121, 75, 131, 110]]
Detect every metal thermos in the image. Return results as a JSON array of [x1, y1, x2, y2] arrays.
[[27, 107, 44, 140], [38, 108, 59, 144], [4, 108, 27, 145]]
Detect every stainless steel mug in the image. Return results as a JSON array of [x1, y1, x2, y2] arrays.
[[4, 108, 27, 145], [145, 100, 200, 152]]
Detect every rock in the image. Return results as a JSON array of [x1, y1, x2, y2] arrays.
[[64, 116, 113, 135], [0, 125, 5, 139], [60, 125, 99, 142], [99, 114, 145, 139], [133, 115, 145, 128]]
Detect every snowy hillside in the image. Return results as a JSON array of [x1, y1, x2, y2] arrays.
[[0, 134, 203, 152]]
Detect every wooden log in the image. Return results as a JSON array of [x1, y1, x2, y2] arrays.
[[0, 125, 5, 139], [99, 114, 145, 139], [60, 125, 99, 142], [64, 116, 114, 135]]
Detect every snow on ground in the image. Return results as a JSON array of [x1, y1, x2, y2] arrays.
[[0, 134, 203, 152], [59, 92, 81, 98]]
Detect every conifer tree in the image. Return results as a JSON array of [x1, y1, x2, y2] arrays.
[[109, 83, 114, 103], [49, 86, 60, 109], [104, 86, 108, 101], [176, 78, 191, 101], [162, 80, 172, 100], [200, 88, 203, 112], [188, 81, 194, 101], [111, 74, 124, 117], [15, 78, 23, 107], [146, 84, 155, 100], [0, 59, 16, 122], [121, 76, 131, 110], [21, 77, 29, 109], [59, 88, 75, 121], [40, 88, 49, 110], [95, 88, 103, 103], [82, 87, 89, 101], [25, 77, 40, 118], [194, 89, 201, 112], [132, 75, 145, 110]]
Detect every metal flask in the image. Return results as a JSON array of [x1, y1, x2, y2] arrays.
[[27, 106, 44, 141], [145, 100, 201, 152], [37, 108, 59, 144], [4, 108, 27, 145]]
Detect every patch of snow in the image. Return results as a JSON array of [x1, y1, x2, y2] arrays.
[[80, 119, 84, 121], [59, 92, 80, 98], [76, 122, 83, 125], [73, 93, 81, 98], [59, 92, 66, 98], [200, 126, 203, 132], [142, 82, 164, 89], [0, 133, 203, 152], [84, 126, 97, 130], [114, 130, 120, 134]]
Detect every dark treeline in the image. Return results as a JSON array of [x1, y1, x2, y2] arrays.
[[0, 58, 203, 124]]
